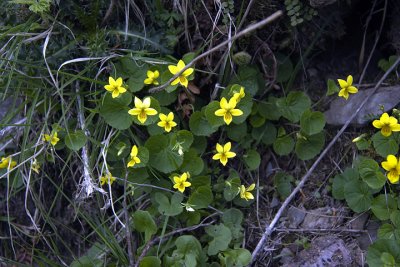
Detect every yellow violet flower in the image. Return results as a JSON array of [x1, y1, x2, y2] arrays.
[[232, 86, 245, 103], [43, 132, 60, 146], [372, 113, 400, 137], [214, 97, 243, 125], [157, 112, 177, 132], [337, 75, 358, 100], [240, 183, 255, 201], [128, 97, 158, 124], [127, 145, 141, 167], [100, 172, 116, 186], [104, 77, 127, 98], [31, 159, 40, 174], [0, 156, 17, 169], [144, 70, 160, 85], [168, 60, 194, 88], [381, 155, 400, 184], [212, 142, 236, 166], [173, 172, 191, 193]]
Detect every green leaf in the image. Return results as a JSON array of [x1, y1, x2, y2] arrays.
[[332, 168, 359, 200], [273, 135, 294, 156], [133, 210, 157, 242], [118, 58, 147, 92], [344, 179, 372, 213], [300, 110, 326, 135], [276, 55, 293, 83], [227, 122, 248, 142], [276, 92, 311, 123], [243, 149, 261, 171], [170, 235, 204, 267], [367, 239, 400, 267], [230, 65, 263, 96], [180, 148, 204, 175], [153, 89, 178, 106], [218, 249, 251, 267], [372, 132, 399, 158], [358, 157, 386, 190], [145, 135, 183, 173], [249, 114, 266, 128], [188, 185, 213, 209], [391, 210, 400, 228], [258, 97, 282, 121], [205, 224, 232, 256], [222, 208, 244, 241], [224, 172, 241, 201], [155, 192, 183, 216], [295, 132, 325, 160], [326, 79, 340, 96], [371, 194, 397, 220], [100, 93, 132, 130], [189, 111, 218, 136], [251, 122, 277, 145], [65, 130, 87, 151], [139, 256, 161, 267], [274, 172, 294, 199], [131, 146, 149, 168], [378, 223, 396, 240]]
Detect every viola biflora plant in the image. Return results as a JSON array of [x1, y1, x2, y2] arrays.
[[331, 91, 400, 265]]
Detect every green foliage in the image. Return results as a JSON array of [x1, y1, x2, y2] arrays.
[[276, 91, 311, 123], [65, 130, 87, 151]]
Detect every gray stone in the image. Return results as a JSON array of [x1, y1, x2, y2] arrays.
[[287, 206, 306, 228], [301, 207, 343, 229], [324, 86, 400, 126]]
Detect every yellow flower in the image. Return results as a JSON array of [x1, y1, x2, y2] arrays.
[[212, 142, 236, 166], [173, 172, 191, 193], [337, 75, 358, 100], [157, 112, 177, 132], [214, 97, 243, 125], [100, 172, 116, 186], [232, 86, 245, 103], [128, 97, 158, 124], [168, 60, 194, 88], [0, 156, 17, 169], [31, 159, 40, 174], [239, 183, 255, 201], [43, 132, 60, 146], [381, 155, 400, 184], [144, 70, 160, 85], [372, 113, 400, 137], [104, 77, 127, 98], [127, 145, 141, 167]]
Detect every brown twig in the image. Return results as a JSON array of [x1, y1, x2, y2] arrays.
[[250, 57, 400, 264], [134, 220, 215, 267], [148, 10, 283, 93]]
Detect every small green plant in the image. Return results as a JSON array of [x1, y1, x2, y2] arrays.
[[284, 0, 318, 27]]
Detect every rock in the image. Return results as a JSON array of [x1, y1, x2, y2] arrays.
[[301, 207, 343, 229], [324, 86, 400, 126], [287, 206, 306, 228]]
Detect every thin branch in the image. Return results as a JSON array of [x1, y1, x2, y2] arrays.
[[275, 228, 367, 234], [250, 57, 400, 264], [148, 10, 283, 93], [123, 168, 135, 266]]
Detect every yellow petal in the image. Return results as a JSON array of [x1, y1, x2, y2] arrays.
[[220, 97, 228, 109], [147, 70, 154, 78], [142, 97, 151, 108], [138, 113, 147, 124], [134, 97, 143, 108], [247, 183, 256, 191], [127, 159, 136, 167], [168, 65, 178, 75], [224, 142, 231, 152], [116, 77, 123, 87], [169, 121, 177, 127], [182, 68, 194, 77], [220, 156, 228, 166], [181, 172, 188, 181], [347, 86, 358, 94], [216, 143, 223, 153], [167, 112, 174, 121], [183, 181, 191, 187], [230, 109, 243, 116], [212, 154, 222, 160], [387, 170, 399, 184], [245, 192, 254, 200], [112, 90, 119, 98], [389, 117, 398, 125], [118, 87, 126, 93], [346, 75, 353, 86], [372, 120, 383, 129], [134, 157, 141, 164], [145, 108, 157, 116], [131, 145, 138, 157], [165, 124, 172, 132], [109, 77, 116, 85], [228, 97, 237, 108], [225, 151, 236, 158], [180, 76, 188, 88], [128, 108, 141, 115], [177, 60, 186, 71], [144, 78, 153, 84], [337, 79, 347, 88], [158, 121, 166, 128], [224, 113, 233, 125], [215, 109, 226, 117], [153, 70, 159, 78], [173, 176, 181, 184], [104, 85, 114, 91], [159, 113, 167, 121], [171, 78, 180, 85], [391, 124, 400, 132], [381, 113, 390, 124]]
